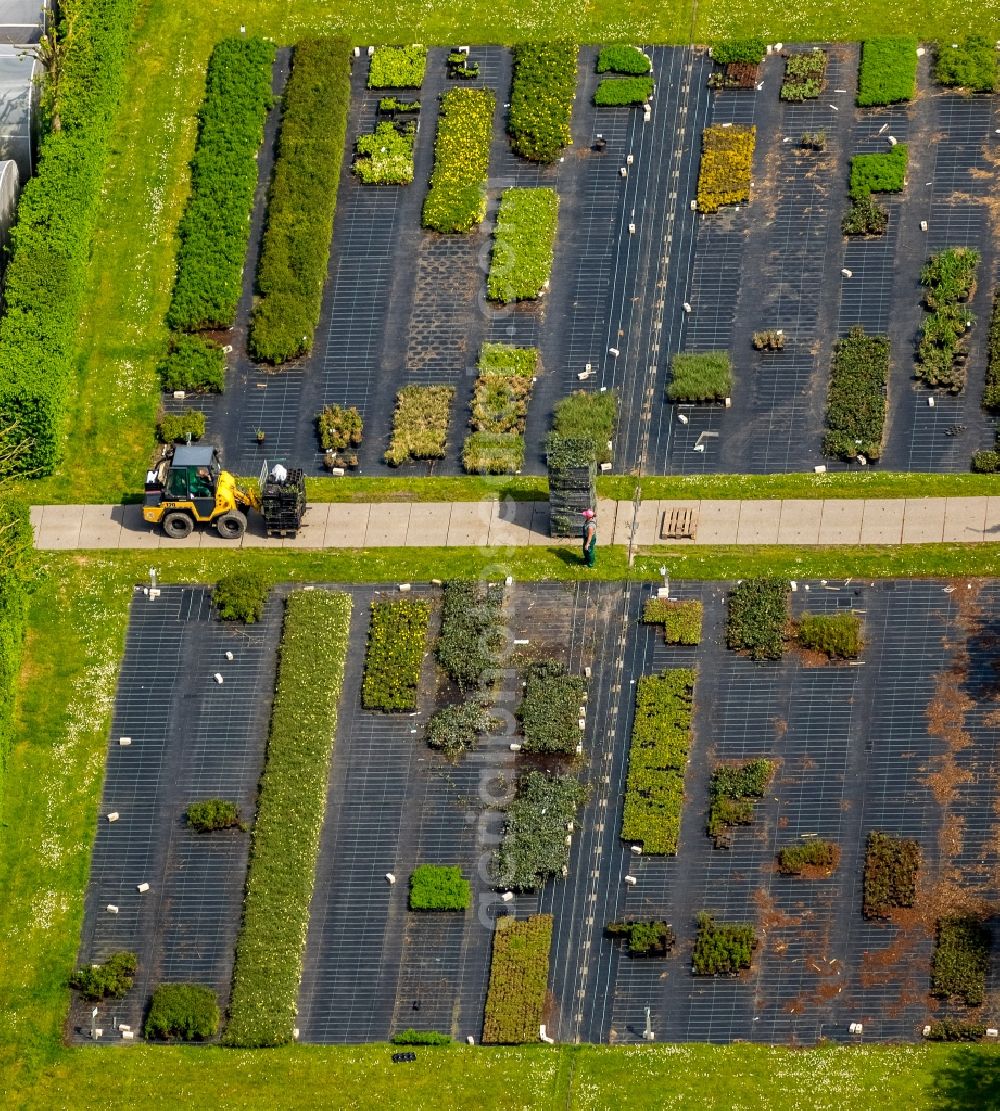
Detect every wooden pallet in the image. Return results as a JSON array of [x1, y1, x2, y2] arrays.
[[660, 507, 697, 541]]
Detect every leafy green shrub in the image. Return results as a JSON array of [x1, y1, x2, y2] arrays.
[[518, 661, 587, 755], [863, 831, 920, 919], [384, 386, 455, 466], [249, 38, 351, 364], [186, 798, 245, 833], [594, 77, 654, 106], [482, 914, 553, 1044], [916, 248, 980, 391], [362, 598, 431, 712], [379, 96, 420, 113], [777, 840, 841, 876], [552, 390, 618, 465], [842, 195, 889, 237], [798, 612, 863, 659], [368, 45, 427, 89], [824, 327, 889, 461], [983, 290, 1000, 411], [158, 334, 226, 393], [972, 449, 1000, 474], [597, 45, 651, 74], [707, 759, 774, 846], [857, 37, 918, 106], [145, 984, 220, 1041], [726, 579, 789, 660], [931, 917, 991, 1005], [167, 37, 275, 332], [667, 351, 732, 402], [508, 42, 577, 162], [353, 120, 415, 185], [0, 0, 141, 473], [317, 404, 363, 451], [488, 188, 559, 303], [409, 864, 471, 910], [391, 1029, 452, 1044], [621, 669, 694, 854], [925, 1018, 988, 1042], [425, 696, 499, 757], [157, 409, 205, 444], [492, 772, 587, 890], [462, 433, 526, 474], [214, 571, 270, 623], [712, 39, 767, 65], [642, 598, 703, 645], [781, 50, 828, 101], [436, 580, 505, 691], [422, 87, 495, 233], [70, 951, 137, 1000], [224, 590, 352, 1047], [692, 912, 758, 975], [849, 146, 909, 201], [935, 37, 997, 92], [697, 125, 755, 213], [605, 920, 676, 956], [479, 343, 539, 377]]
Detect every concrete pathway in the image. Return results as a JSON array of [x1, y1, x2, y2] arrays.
[[29, 496, 1000, 549]]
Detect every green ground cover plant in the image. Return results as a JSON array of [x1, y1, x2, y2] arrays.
[[726, 578, 789, 659], [436, 579, 505, 690], [157, 334, 226, 394], [508, 42, 577, 162], [424, 696, 499, 757], [479, 343, 539, 377], [249, 38, 351, 364], [518, 661, 587, 755], [697, 125, 755, 212], [353, 120, 415, 185], [824, 326, 889, 461], [384, 386, 455, 466], [916, 247, 980, 391], [224, 590, 351, 1047], [594, 77, 654, 105], [368, 45, 427, 89], [642, 598, 703, 645], [390, 1028, 451, 1045], [482, 914, 553, 1044], [493, 772, 586, 890], [69, 951, 137, 1000], [797, 612, 863, 658], [781, 49, 828, 100], [157, 409, 205, 444], [488, 188, 559, 302], [863, 831, 920, 919], [777, 839, 841, 875], [422, 87, 495, 233], [605, 920, 676, 956], [621, 669, 694, 853], [857, 37, 918, 105], [213, 571, 269, 623], [167, 37, 275, 332], [552, 390, 617, 465], [361, 597, 431, 711], [185, 798, 245, 833], [409, 864, 472, 910], [597, 45, 651, 74], [707, 759, 775, 847], [712, 40, 767, 65], [931, 916, 991, 1005], [842, 194, 889, 236], [145, 984, 220, 1041], [849, 145, 909, 200], [693, 913, 758, 975], [984, 289, 1000, 411], [667, 351, 732, 402], [934, 36, 997, 92]]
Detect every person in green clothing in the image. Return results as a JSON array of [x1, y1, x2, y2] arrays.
[[582, 508, 597, 567]]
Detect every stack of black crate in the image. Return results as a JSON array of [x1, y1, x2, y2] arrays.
[[547, 437, 596, 538], [261, 469, 307, 537]]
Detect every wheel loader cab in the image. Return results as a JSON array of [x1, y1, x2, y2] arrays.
[[162, 445, 222, 519]]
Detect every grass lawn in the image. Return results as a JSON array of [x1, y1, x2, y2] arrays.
[[24, 0, 1000, 505]]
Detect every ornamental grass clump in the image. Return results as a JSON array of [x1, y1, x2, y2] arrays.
[[361, 598, 431, 711], [509, 42, 577, 162], [384, 385, 455, 466], [797, 612, 863, 659], [824, 326, 889, 461], [696, 125, 755, 213], [667, 351, 732, 402], [422, 87, 495, 233], [482, 914, 553, 1043], [487, 188, 559, 303]]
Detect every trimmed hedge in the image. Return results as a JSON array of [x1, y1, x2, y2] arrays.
[[621, 669, 694, 854], [697, 125, 755, 213], [362, 598, 431, 712], [482, 914, 553, 1044], [157, 334, 226, 393], [249, 38, 351, 364], [824, 326, 889, 461], [384, 385, 455, 466], [0, 0, 141, 475], [931, 916, 991, 1005], [667, 351, 732, 402], [935, 37, 998, 93], [409, 864, 471, 910], [726, 578, 789, 660], [509, 42, 577, 163], [0, 496, 31, 808], [224, 590, 352, 1047], [167, 36, 275, 333], [863, 831, 919, 919], [422, 87, 495, 234], [145, 984, 220, 1041], [492, 771, 586, 890], [857, 37, 918, 106], [692, 912, 757, 976], [594, 77, 654, 106], [849, 146, 909, 201], [552, 390, 617, 465], [798, 612, 863, 659], [368, 45, 427, 89], [597, 45, 651, 75], [488, 188, 559, 303], [518, 661, 586, 755], [642, 598, 703, 645], [436, 579, 505, 691]]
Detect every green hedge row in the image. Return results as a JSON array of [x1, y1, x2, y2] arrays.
[[422, 87, 495, 234], [487, 187, 559, 303], [224, 590, 352, 1048], [0, 496, 33, 813], [249, 38, 351, 365], [824, 326, 889, 461], [509, 42, 577, 162], [167, 36, 275, 333], [621, 669, 694, 854], [0, 0, 140, 475]]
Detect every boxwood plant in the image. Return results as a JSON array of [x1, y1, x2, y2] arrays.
[[362, 598, 431, 711]]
